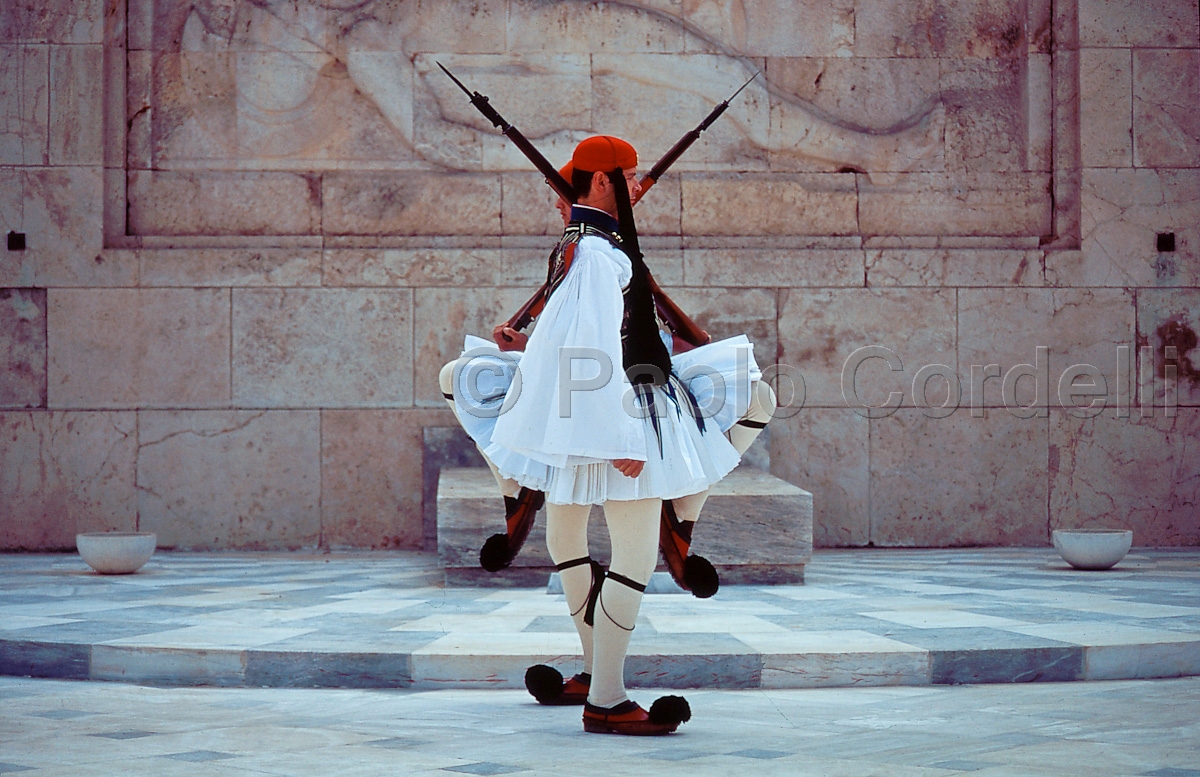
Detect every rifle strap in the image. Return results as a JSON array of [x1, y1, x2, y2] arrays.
[[548, 242, 576, 294], [546, 221, 625, 297]]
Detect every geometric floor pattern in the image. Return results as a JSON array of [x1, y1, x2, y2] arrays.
[[2, 675, 1199, 776], [2, 548, 1199, 689]]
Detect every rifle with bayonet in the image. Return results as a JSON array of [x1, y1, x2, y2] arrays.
[[501, 73, 759, 343], [636, 70, 759, 201], [437, 62, 575, 204], [438, 63, 758, 349]]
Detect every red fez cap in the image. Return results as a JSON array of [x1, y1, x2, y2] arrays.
[[571, 135, 637, 173], [558, 161, 573, 181]]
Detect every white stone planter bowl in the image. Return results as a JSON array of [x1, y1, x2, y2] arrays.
[[76, 532, 157, 574], [1052, 529, 1132, 571]]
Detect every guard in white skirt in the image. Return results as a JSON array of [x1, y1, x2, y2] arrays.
[[439, 162, 774, 595], [444, 135, 773, 735]]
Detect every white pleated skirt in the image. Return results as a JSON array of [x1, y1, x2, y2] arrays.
[[452, 334, 762, 505]]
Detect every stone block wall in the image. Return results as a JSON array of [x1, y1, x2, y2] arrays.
[[1, 0, 1197, 550]]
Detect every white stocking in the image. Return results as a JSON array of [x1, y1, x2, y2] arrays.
[[672, 489, 708, 523], [439, 360, 519, 498], [726, 379, 776, 456], [545, 502, 594, 674], [669, 381, 777, 530], [482, 457, 520, 499], [589, 497, 660, 708]]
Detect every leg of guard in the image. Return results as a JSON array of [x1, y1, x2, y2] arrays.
[[439, 360, 519, 498], [483, 457, 520, 499], [605, 498, 661, 584], [672, 490, 708, 523], [727, 380, 776, 455], [438, 360, 458, 413], [479, 486, 544, 571], [546, 502, 594, 673], [589, 498, 659, 708], [659, 495, 719, 598]]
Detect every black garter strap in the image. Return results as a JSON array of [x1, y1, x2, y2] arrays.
[[555, 556, 592, 572], [596, 571, 647, 632], [605, 571, 647, 593], [737, 419, 768, 429], [582, 560, 606, 627], [442, 392, 454, 400], [557, 557, 604, 621]]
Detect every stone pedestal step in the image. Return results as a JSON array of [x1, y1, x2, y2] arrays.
[[437, 467, 813, 587], [3, 550, 1198, 690]]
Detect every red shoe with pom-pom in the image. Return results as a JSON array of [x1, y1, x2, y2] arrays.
[[582, 696, 690, 735]]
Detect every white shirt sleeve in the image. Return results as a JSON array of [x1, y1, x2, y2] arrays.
[[491, 238, 647, 467]]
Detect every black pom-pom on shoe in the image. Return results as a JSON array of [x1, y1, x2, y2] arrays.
[[479, 533, 512, 572], [525, 664, 564, 702], [683, 555, 719, 599], [659, 501, 720, 598], [648, 695, 691, 726], [525, 665, 590, 705]]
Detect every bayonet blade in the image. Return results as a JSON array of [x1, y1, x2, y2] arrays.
[[726, 70, 761, 104], [437, 61, 473, 98]]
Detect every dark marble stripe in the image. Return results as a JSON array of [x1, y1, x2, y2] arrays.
[[931, 647, 1083, 684], [715, 564, 805, 585], [444, 567, 553, 588], [878, 627, 1079, 651], [0, 640, 89, 680], [0, 594, 59, 604], [521, 616, 578, 633], [243, 650, 413, 688], [8, 622, 173, 642], [85, 605, 228, 620]]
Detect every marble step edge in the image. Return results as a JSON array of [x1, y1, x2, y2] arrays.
[[2, 638, 1196, 690]]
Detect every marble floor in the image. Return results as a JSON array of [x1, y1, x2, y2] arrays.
[[2, 675, 1198, 776], [1, 548, 1198, 690]]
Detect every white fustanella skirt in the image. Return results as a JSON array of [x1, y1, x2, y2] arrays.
[[451, 334, 761, 505]]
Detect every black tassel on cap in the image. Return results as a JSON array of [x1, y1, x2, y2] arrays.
[[608, 169, 671, 387]]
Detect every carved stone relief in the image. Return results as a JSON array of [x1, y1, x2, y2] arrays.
[[128, 0, 1048, 237]]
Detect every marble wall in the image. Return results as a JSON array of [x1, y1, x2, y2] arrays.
[[1, 0, 1197, 550]]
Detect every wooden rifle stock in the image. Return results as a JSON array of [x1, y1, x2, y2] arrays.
[[505, 286, 547, 332], [504, 125, 575, 204], [648, 272, 709, 348], [644, 125, 707, 187], [437, 62, 574, 203]]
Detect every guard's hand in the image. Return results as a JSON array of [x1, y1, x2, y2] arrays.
[[613, 458, 645, 478], [492, 324, 527, 352]]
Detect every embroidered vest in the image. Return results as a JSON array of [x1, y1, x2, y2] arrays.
[[544, 223, 661, 378]]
